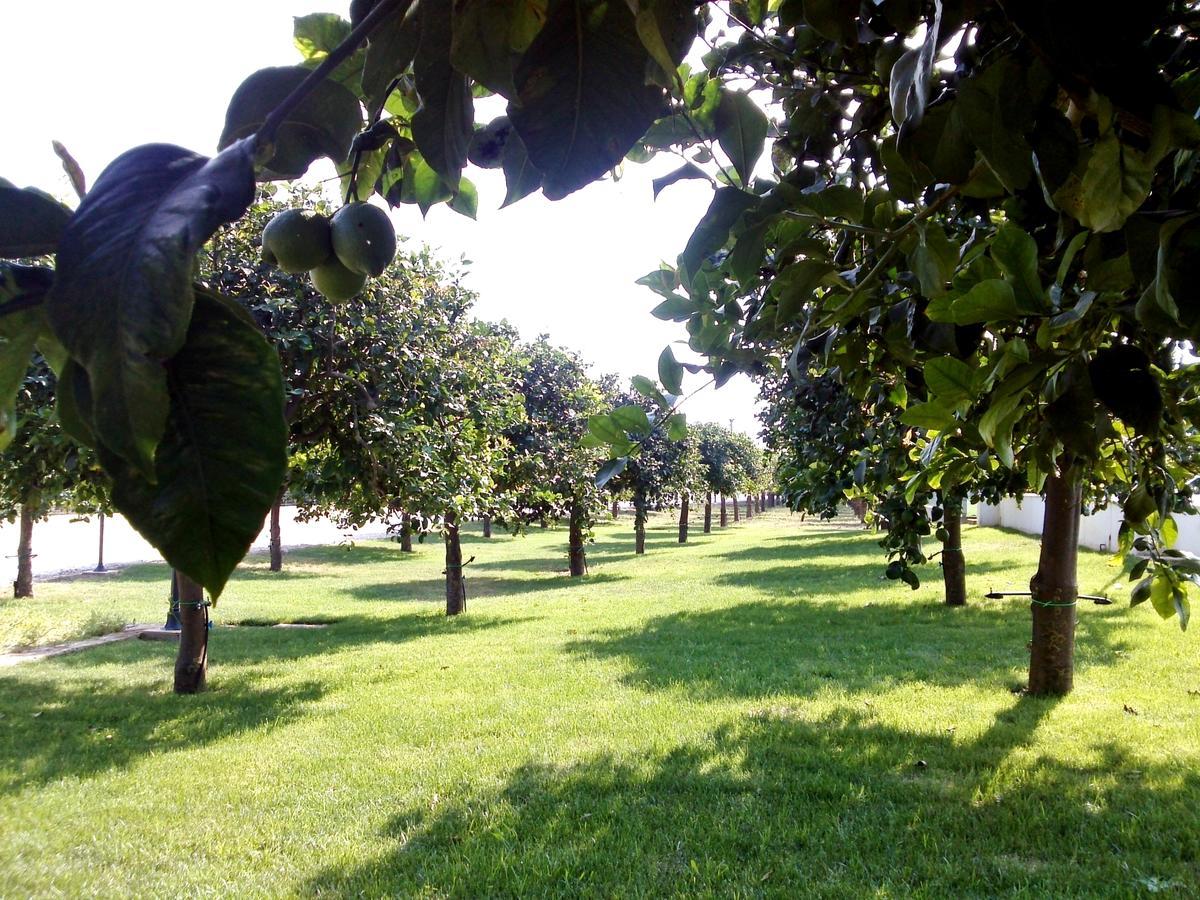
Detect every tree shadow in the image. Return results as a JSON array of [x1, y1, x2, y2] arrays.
[[300, 697, 1199, 895], [567, 598, 1130, 700], [345, 572, 630, 604], [0, 671, 324, 794]]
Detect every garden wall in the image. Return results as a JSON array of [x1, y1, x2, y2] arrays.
[[977, 495, 1200, 555]]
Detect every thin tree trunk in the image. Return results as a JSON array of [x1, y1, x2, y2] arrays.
[[941, 497, 966, 607], [13, 504, 34, 598], [568, 502, 587, 577], [704, 491, 712, 534], [400, 514, 414, 552], [1027, 467, 1082, 696], [733, 494, 740, 522], [611, 499, 619, 518], [678, 495, 689, 543], [634, 499, 646, 555], [482, 515, 492, 538], [720, 494, 728, 527], [268, 494, 283, 572], [95, 512, 106, 573], [745, 494, 753, 520], [444, 513, 466, 616], [173, 572, 208, 694]]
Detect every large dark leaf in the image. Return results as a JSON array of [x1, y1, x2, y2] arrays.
[[451, 0, 525, 99], [361, 1, 423, 113], [714, 90, 768, 186], [219, 66, 363, 180], [680, 187, 759, 280], [100, 290, 287, 597], [500, 129, 542, 207], [47, 141, 257, 477], [509, 0, 672, 200], [412, 4, 474, 186], [0, 186, 72, 258], [0, 265, 54, 448]]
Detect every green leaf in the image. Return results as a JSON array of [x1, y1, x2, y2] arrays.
[[611, 404, 652, 435], [594, 456, 628, 488], [658, 345, 684, 395], [924, 357, 976, 404], [1149, 574, 1176, 620], [219, 67, 363, 180], [412, 5, 473, 187], [666, 412, 687, 441], [0, 186, 72, 257], [47, 141, 256, 477], [361, 2, 422, 113], [991, 223, 1044, 311], [956, 56, 1035, 191], [509, 0, 670, 199], [909, 223, 958, 298], [679, 187, 758, 281], [631, 374, 667, 406], [588, 413, 624, 444], [451, 0, 525, 99], [650, 295, 696, 321], [449, 177, 479, 219], [945, 279, 1020, 325], [292, 14, 364, 91], [100, 290, 287, 598], [0, 301, 44, 451], [499, 129, 543, 208], [714, 90, 768, 186], [899, 401, 955, 431], [652, 162, 708, 199], [773, 260, 836, 325]]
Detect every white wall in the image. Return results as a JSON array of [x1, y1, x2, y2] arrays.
[[977, 493, 1200, 554]]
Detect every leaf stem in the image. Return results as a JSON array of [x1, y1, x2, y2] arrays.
[[255, 0, 412, 152]]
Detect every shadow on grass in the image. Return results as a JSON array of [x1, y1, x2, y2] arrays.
[[302, 698, 1199, 895], [568, 598, 1130, 699], [0, 673, 325, 794], [346, 571, 630, 604], [0, 610, 533, 792]]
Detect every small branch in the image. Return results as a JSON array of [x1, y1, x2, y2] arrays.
[[51, 141, 87, 201], [256, 0, 412, 152]]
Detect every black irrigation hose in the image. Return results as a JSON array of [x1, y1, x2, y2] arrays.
[[985, 590, 1113, 606]]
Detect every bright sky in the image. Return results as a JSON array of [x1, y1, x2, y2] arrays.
[[3, 1, 764, 437]]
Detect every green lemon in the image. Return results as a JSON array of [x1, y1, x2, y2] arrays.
[[330, 202, 397, 277], [310, 257, 367, 303], [262, 209, 333, 274]]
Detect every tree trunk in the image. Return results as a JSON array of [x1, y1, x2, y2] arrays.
[[634, 500, 647, 555], [704, 492, 712, 534], [720, 494, 728, 527], [400, 514, 414, 552], [13, 504, 34, 598], [745, 494, 753, 520], [95, 512, 106, 573], [173, 572, 208, 694], [568, 502, 587, 577], [941, 498, 966, 607], [444, 514, 466, 616], [733, 494, 740, 522], [678, 495, 689, 543], [611, 498, 619, 518], [268, 495, 283, 572], [482, 515, 492, 538], [1027, 467, 1082, 696]]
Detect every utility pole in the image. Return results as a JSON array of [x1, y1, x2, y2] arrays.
[[94, 513, 106, 573]]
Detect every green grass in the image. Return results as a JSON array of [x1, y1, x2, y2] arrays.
[[0, 511, 1197, 897]]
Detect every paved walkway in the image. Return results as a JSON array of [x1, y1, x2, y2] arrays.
[[0, 507, 391, 585], [0, 624, 159, 667]]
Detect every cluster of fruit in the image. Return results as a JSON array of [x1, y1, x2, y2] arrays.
[[260, 202, 397, 301]]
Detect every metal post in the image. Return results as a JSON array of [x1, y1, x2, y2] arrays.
[[94, 513, 106, 573]]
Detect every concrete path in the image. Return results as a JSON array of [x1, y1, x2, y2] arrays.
[[0, 624, 159, 667], [0, 506, 391, 586]]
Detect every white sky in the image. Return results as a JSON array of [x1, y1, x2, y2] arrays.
[[2, 1, 764, 437]]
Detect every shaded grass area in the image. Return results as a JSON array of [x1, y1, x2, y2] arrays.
[[0, 512, 1197, 896]]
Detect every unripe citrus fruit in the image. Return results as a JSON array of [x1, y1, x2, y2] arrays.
[[310, 257, 367, 303], [330, 202, 397, 277], [262, 209, 333, 273]]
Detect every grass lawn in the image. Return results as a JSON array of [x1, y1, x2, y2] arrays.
[[0, 510, 1197, 897]]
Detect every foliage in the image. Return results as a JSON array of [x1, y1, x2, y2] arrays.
[[628, 1, 1200, 626], [0, 0, 707, 593], [495, 336, 609, 534]]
